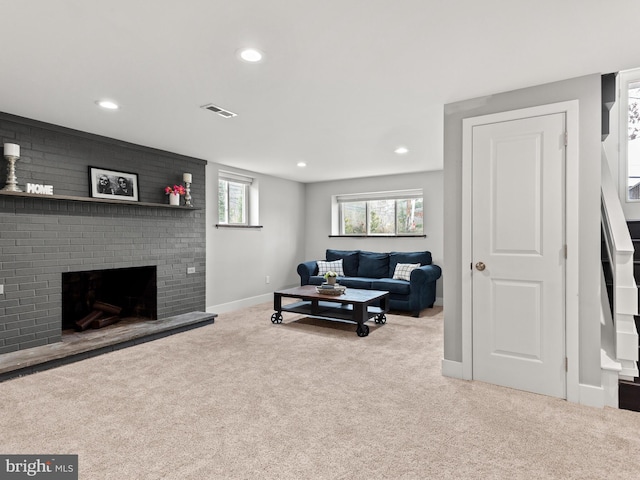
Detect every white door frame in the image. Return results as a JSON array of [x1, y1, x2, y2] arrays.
[[461, 100, 580, 403]]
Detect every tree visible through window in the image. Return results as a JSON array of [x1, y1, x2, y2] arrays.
[[342, 201, 366, 234], [619, 69, 640, 201], [339, 194, 423, 236], [218, 178, 248, 225], [397, 198, 423, 234], [627, 80, 640, 199]]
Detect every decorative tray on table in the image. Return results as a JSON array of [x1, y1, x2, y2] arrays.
[[316, 284, 346, 296]]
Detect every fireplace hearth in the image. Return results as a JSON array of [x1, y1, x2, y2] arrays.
[[62, 266, 157, 331]]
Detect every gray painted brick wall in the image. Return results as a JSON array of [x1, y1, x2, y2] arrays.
[[0, 113, 207, 354]]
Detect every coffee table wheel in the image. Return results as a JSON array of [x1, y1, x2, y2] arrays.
[[375, 314, 386, 324], [271, 312, 283, 324], [356, 324, 369, 337]]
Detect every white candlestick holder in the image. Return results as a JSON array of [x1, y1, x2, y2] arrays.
[[1, 154, 22, 192], [184, 181, 193, 207]]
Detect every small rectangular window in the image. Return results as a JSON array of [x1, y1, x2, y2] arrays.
[[337, 190, 424, 236], [218, 171, 252, 225], [627, 79, 640, 200]]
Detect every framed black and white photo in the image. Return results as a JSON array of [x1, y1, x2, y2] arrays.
[[89, 167, 139, 201]]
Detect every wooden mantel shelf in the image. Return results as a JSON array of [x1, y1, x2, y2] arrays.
[[0, 190, 202, 210]]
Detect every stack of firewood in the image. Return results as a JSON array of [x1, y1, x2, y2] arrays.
[[75, 301, 123, 331]]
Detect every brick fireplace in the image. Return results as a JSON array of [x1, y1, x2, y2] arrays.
[[0, 112, 207, 354], [62, 266, 158, 330]]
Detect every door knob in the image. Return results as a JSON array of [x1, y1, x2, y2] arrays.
[[475, 262, 486, 271]]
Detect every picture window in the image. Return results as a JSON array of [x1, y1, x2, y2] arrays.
[[335, 190, 424, 236]]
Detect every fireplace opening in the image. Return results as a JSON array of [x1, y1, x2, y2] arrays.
[[62, 266, 157, 331]]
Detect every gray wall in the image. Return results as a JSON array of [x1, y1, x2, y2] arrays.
[[0, 113, 206, 353], [204, 167, 442, 313], [443, 74, 602, 386], [205, 163, 306, 311], [304, 171, 444, 303]]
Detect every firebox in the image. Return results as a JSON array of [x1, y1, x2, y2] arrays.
[[62, 266, 157, 331]]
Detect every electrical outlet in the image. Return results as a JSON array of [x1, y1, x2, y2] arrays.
[[265, 275, 270, 284], [187, 267, 196, 274]]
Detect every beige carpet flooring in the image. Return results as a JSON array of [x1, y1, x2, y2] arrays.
[[2, 303, 640, 479]]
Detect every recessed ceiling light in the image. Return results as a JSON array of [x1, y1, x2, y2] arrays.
[[297, 162, 307, 167], [394, 146, 409, 155], [96, 100, 119, 110], [238, 48, 264, 63]]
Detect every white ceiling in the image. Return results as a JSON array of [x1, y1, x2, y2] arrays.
[[2, 1, 640, 183]]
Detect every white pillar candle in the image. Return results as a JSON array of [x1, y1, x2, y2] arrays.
[[3, 143, 19, 157], [183, 173, 192, 183]]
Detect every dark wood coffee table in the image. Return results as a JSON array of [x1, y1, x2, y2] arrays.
[[271, 285, 389, 337]]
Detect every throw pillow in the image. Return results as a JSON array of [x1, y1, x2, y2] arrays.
[[317, 259, 345, 277], [388, 251, 431, 277], [326, 249, 359, 277], [392, 263, 421, 281]]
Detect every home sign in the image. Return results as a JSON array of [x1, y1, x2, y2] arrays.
[[26, 183, 54, 195]]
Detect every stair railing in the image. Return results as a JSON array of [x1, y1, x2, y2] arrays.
[[601, 151, 639, 380]]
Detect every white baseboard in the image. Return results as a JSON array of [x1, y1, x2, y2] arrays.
[[441, 358, 464, 379], [440, 359, 608, 408], [600, 372, 620, 409], [579, 383, 605, 409], [207, 293, 272, 315], [434, 296, 443, 307]]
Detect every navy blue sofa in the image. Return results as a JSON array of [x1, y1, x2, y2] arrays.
[[297, 249, 441, 317]]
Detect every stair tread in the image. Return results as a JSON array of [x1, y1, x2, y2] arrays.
[[619, 378, 640, 386]]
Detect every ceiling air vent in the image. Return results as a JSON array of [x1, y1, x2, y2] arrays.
[[200, 103, 238, 118]]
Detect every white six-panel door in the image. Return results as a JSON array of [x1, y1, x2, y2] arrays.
[[471, 112, 566, 398]]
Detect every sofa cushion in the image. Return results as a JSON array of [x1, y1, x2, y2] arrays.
[[388, 251, 432, 278], [339, 277, 374, 289], [372, 278, 411, 295], [317, 259, 345, 277], [326, 249, 359, 277], [358, 251, 389, 278], [392, 263, 420, 281]]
